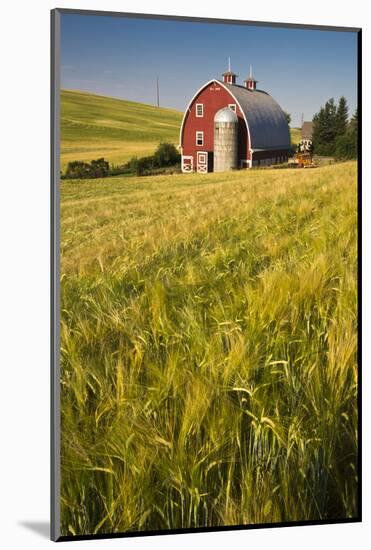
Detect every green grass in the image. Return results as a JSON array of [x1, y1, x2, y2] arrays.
[[61, 89, 183, 171], [60, 161, 358, 536]]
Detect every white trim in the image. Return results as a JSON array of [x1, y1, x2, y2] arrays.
[[197, 151, 207, 163], [196, 131, 204, 146], [179, 79, 252, 159], [195, 103, 204, 117], [240, 159, 252, 169], [181, 155, 193, 173], [179, 81, 217, 148], [197, 151, 208, 173], [179, 80, 248, 150]]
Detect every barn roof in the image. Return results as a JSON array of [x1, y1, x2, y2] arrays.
[[220, 81, 291, 150]]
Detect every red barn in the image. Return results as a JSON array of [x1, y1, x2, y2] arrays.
[[179, 67, 291, 173]]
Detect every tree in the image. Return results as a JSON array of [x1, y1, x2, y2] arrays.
[[64, 158, 110, 179], [335, 133, 355, 159], [65, 160, 92, 179], [335, 96, 349, 138], [90, 158, 109, 178], [348, 108, 358, 155], [153, 142, 180, 167], [312, 106, 327, 155], [284, 111, 291, 126], [335, 108, 358, 160], [312, 97, 338, 156]]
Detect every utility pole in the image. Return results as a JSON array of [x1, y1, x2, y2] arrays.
[[156, 76, 160, 107]]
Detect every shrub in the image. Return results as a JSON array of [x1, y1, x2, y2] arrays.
[[335, 133, 356, 160], [90, 158, 109, 178], [65, 161, 92, 179], [126, 144, 180, 176], [135, 156, 156, 176], [153, 142, 180, 167], [63, 142, 181, 180], [64, 158, 110, 179]]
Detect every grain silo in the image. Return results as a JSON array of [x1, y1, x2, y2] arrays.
[[213, 107, 238, 172]]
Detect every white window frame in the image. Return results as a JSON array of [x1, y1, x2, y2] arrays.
[[195, 131, 204, 146], [228, 103, 236, 112], [195, 103, 204, 117]]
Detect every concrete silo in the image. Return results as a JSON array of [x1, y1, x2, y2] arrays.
[[213, 107, 238, 172]]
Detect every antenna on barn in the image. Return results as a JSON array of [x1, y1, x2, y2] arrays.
[[223, 58, 237, 85], [156, 76, 160, 107]]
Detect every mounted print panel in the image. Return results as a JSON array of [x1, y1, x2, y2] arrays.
[[51, 8, 361, 542]]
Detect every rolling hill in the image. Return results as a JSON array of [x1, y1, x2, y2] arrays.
[[60, 89, 183, 170], [61, 89, 301, 172], [290, 127, 302, 146]]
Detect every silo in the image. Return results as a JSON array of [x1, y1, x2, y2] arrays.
[[214, 107, 238, 172]]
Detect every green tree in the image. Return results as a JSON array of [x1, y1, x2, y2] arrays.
[[154, 142, 180, 167], [335, 108, 358, 160], [335, 96, 349, 138], [284, 111, 291, 126], [312, 106, 327, 155], [64, 158, 110, 179], [65, 160, 92, 179], [90, 158, 110, 178], [349, 108, 358, 155], [312, 97, 338, 156]]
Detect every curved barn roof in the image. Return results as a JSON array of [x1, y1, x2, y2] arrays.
[[179, 79, 291, 152], [220, 81, 290, 150]]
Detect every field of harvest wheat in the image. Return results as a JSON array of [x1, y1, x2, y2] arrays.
[[60, 161, 358, 536], [60, 90, 183, 171]]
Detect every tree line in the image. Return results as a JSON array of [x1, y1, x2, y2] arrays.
[[61, 142, 181, 180], [312, 97, 358, 159]]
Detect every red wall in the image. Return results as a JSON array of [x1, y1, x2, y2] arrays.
[[181, 81, 249, 167]]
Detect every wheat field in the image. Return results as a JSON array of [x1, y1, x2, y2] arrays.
[[60, 90, 183, 171], [60, 161, 358, 536]]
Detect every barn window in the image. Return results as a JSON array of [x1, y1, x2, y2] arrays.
[[196, 131, 204, 146], [196, 103, 204, 117], [228, 103, 236, 112]]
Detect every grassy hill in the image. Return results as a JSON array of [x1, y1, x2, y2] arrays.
[[61, 90, 302, 172], [60, 162, 358, 535], [61, 89, 183, 170], [290, 127, 302, 146]]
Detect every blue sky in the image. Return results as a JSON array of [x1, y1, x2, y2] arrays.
[[61, 13, 358, 127]]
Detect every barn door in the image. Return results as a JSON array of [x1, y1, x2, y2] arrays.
[[197, 151, 208, 173], [182, 155, 193, 173]]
